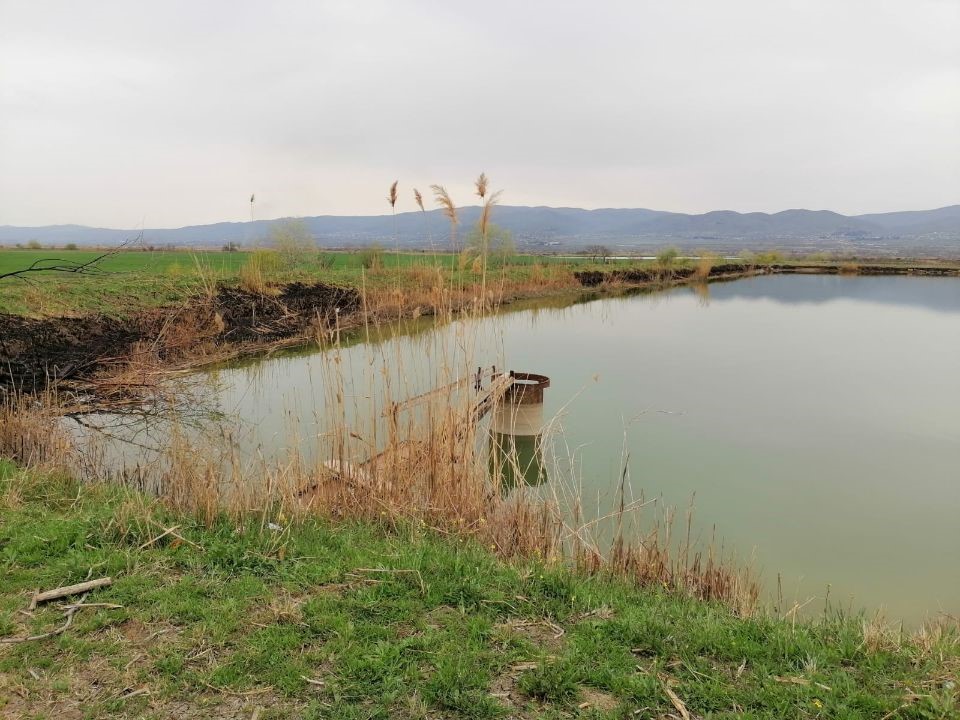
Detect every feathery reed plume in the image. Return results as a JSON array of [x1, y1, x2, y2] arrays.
[[386, 181, 401, 320], [478, 190, 502, 241], [431, 184, 459, 251], [475, 172, 488, 200], [387, 180, 398, 210], [476, 176, 502, 300], [431, 185, 457, 224], [413, 188, 425, 212]]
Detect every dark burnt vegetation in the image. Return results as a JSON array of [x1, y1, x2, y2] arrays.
[[574, 262, 751, 287], [0, 282, 361, 394], [573, 261, 960, 287]]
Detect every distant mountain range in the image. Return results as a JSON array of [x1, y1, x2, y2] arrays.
[[3, 204, 959, 256]]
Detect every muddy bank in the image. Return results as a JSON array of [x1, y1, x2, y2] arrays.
[[0, 282, 361, 393], [573, 262, 751, 287], [769, 263, 960, 276], [573, 262, 960, 288]]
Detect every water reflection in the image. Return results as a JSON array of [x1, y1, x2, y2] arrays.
[[707, 274, 960, 312], [489, 385, 550, 491]]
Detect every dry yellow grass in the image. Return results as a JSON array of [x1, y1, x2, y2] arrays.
[[5, 277, 761, 614], [0, 175, 770, 616]]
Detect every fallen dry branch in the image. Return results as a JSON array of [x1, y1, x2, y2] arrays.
[[0, 235, 141, 283], [0, 609, 80, 644], [138, 525, 181, 550], [30, 577, 112, 609], [1, 592, 93, 644], [660, 674, 692, 720], [147, 519, 204, 551], [201, 681, 274, 697], [774, 675, 832, 691], [61, 602, 124, 611]]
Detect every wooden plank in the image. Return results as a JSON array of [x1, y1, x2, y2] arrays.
[[470, 374, 514, 421], [383, 368, 496, 416]]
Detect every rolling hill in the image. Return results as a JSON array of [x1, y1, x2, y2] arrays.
[[2, 204, 958, 256]]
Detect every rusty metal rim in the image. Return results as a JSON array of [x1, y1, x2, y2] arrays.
[[508, 371, 551, 389]]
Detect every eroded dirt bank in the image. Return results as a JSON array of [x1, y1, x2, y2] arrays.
[[573, 262, 960, 287], [573, 262, 752, 286], [0, 282, 360, 393]]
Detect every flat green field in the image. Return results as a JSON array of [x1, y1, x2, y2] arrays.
[[0, 249, 601, 317], [0, 249, 599, 276], [5, 248, 949, 318]]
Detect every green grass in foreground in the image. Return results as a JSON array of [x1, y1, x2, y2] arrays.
[[0, 466, 956, 719]]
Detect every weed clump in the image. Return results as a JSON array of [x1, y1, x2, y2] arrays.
[[519, 658, 580, 702], [238, 249, 281, 294]]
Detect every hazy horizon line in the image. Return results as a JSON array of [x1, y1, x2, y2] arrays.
[[3, 201, 958, 232]]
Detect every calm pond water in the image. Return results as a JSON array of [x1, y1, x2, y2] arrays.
[[92, 275, 960, 622]]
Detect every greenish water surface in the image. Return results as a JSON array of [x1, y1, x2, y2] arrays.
[[103, 275, 960, 623]]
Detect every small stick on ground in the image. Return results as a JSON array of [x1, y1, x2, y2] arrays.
[[149, 520, 204, 551], [61, 602, 124, 611], [201, 681, 273, 697], [1, 593, 90, 644], [30, 577, 112, 609], [659, 674, 691, 720], [138, 525, 181, 551]]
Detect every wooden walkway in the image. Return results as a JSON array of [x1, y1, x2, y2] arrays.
[[303, 367, 524, 498], [382, 366, 511, 422], [469, 373, 514, 422]]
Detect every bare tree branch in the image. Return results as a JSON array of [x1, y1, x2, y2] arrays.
[[0, 233, 143, 282]]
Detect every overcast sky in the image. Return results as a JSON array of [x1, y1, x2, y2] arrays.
[[1, 1, 958, 228]]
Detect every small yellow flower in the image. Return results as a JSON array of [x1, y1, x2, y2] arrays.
[[813, 699, 823, 709]]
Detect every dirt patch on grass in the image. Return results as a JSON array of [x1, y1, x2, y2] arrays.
[[580, 687, 619, 711], [0, 626, 300, 720], [0, 656, 139, 720], [0, 666, 291, 720], [496, 618, 567, 652], [489, 666, 526, 710]]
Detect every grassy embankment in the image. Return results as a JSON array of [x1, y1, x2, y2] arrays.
[[3, 248, 958, 319], [2, 461, 957, 719], [0, 249, 599, 318], [3, 244, 959, 718]]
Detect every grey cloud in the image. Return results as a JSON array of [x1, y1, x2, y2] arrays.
[[1, 0, 957, 227]]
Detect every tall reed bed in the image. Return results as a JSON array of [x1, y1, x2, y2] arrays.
[[45, 295, 757, 616], [1, 175, 759, 615]]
